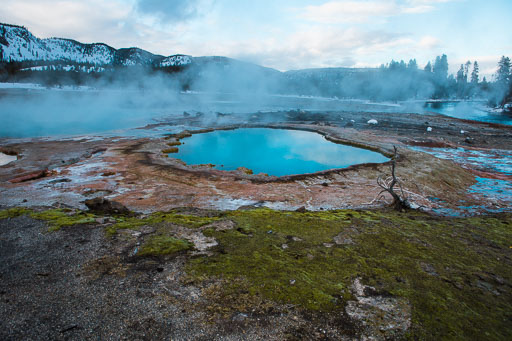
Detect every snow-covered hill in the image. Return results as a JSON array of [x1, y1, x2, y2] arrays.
[[0, 23, 191, 67]]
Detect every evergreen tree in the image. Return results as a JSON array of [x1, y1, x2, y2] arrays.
[[456, 64, 466, 98], [456, 64, 465, 84], [424, 61, 432, 72], [496, 56, 511, 84], [389, 59, 399, 70], [495, 56, 511, 106], [433, 54, 448, 80], [464, 61, 471, 83], [432, 54, 449, 98], [471, 61, 479, 84], [408, 59, 418, 70], [480, 76, 489, 91]]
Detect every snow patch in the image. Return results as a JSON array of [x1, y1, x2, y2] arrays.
[[160, 54, 192, 67]]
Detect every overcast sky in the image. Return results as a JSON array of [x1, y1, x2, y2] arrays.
[[1, 0, 510, 77]]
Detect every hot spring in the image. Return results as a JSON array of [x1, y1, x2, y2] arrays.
[[171, 128, 389, 176]]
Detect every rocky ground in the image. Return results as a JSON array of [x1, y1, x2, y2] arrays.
[[1, 110, 511, 214], [0, 206, 511, 340], [1, 110, 512, 339]]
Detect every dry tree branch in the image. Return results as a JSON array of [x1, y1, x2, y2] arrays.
[[375, 146, 411, 211]]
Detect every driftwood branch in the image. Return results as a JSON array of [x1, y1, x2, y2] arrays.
[[376, 146, 410, 211]]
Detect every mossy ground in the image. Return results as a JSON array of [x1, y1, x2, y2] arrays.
[[0, 208, 97, 231], [105, 211, 220, 236], [162, 147, 179, 154], [1, 206, 510, 339], [138, 235, 193, 256], [186, 208, 512, 340]]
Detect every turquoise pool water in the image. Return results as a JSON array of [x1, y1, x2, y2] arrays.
[[423, 101, 512, 125], [173, 128, 389, 176]]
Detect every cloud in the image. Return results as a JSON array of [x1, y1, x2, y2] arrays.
[[209, 26, 416, 70], [300, 0, 460, 23], [135, 0, 214, 23], [301, 1, 398, 24], [0, 0, 191, 54], [0, 0, 134, 46], [418, 36, 441, 49]]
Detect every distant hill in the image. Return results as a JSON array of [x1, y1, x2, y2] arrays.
[[0, 23, 191, 68], [1, 22, 443, 100]]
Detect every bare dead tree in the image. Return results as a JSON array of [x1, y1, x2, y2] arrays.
[[377, 146, 410, 211]]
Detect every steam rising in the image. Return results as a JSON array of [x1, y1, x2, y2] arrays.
[[1, 56, 510, 138]]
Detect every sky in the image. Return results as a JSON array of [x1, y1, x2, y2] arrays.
[[1, 0, 511, 78]]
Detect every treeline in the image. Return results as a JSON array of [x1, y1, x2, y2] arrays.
[[378, 55, 512, 106], [0, 60, 189, 88], [1, 54, 511, 108]]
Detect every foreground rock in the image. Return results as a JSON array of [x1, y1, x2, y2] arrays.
[[84, 197, 131, 215]]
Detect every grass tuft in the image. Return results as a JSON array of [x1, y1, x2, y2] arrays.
[[139, 235, 192, 256]]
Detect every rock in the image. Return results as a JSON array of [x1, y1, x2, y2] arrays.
[[333, 228, 359, 245], [9, 169, 50, 183], [95, 217, 107, 224], [333, 235, 354, 245], [232, 313, 248, 322], [420, 262, 438, 276], [426, 127, 433, 132], [236, 167, 253, 175], [367, 119, 378, 125], [295, 206, 307, 213], [84, 197, 131, 215], [48, 178, 72, 184], [345, 278, 411, 339], [101, 171, 116, 177], [204, 220, 235, 231]]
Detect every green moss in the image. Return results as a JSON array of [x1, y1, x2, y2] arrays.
[[106, 211, 219, 236], [162, 147, 179, 154], [173, 131, 193, 139], [30, 209, 97, 231], [0, 208, 96, 231], [186, 208, 512, 340], [0, 207, 30, 219], [138, 235, 192, 256], [166, 141, 182, 147]]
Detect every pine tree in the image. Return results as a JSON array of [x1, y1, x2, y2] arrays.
[[433, 54, 448, 80], [495, 56, 511, 106], [432, 54, 449, 98], [464, 61, 471, 83], [424, 61, 432, 72], [456, 64, 465, 84], [496, 56, 511, 84], [408, 59, 418, 70], [471, 61, 479, 84]]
